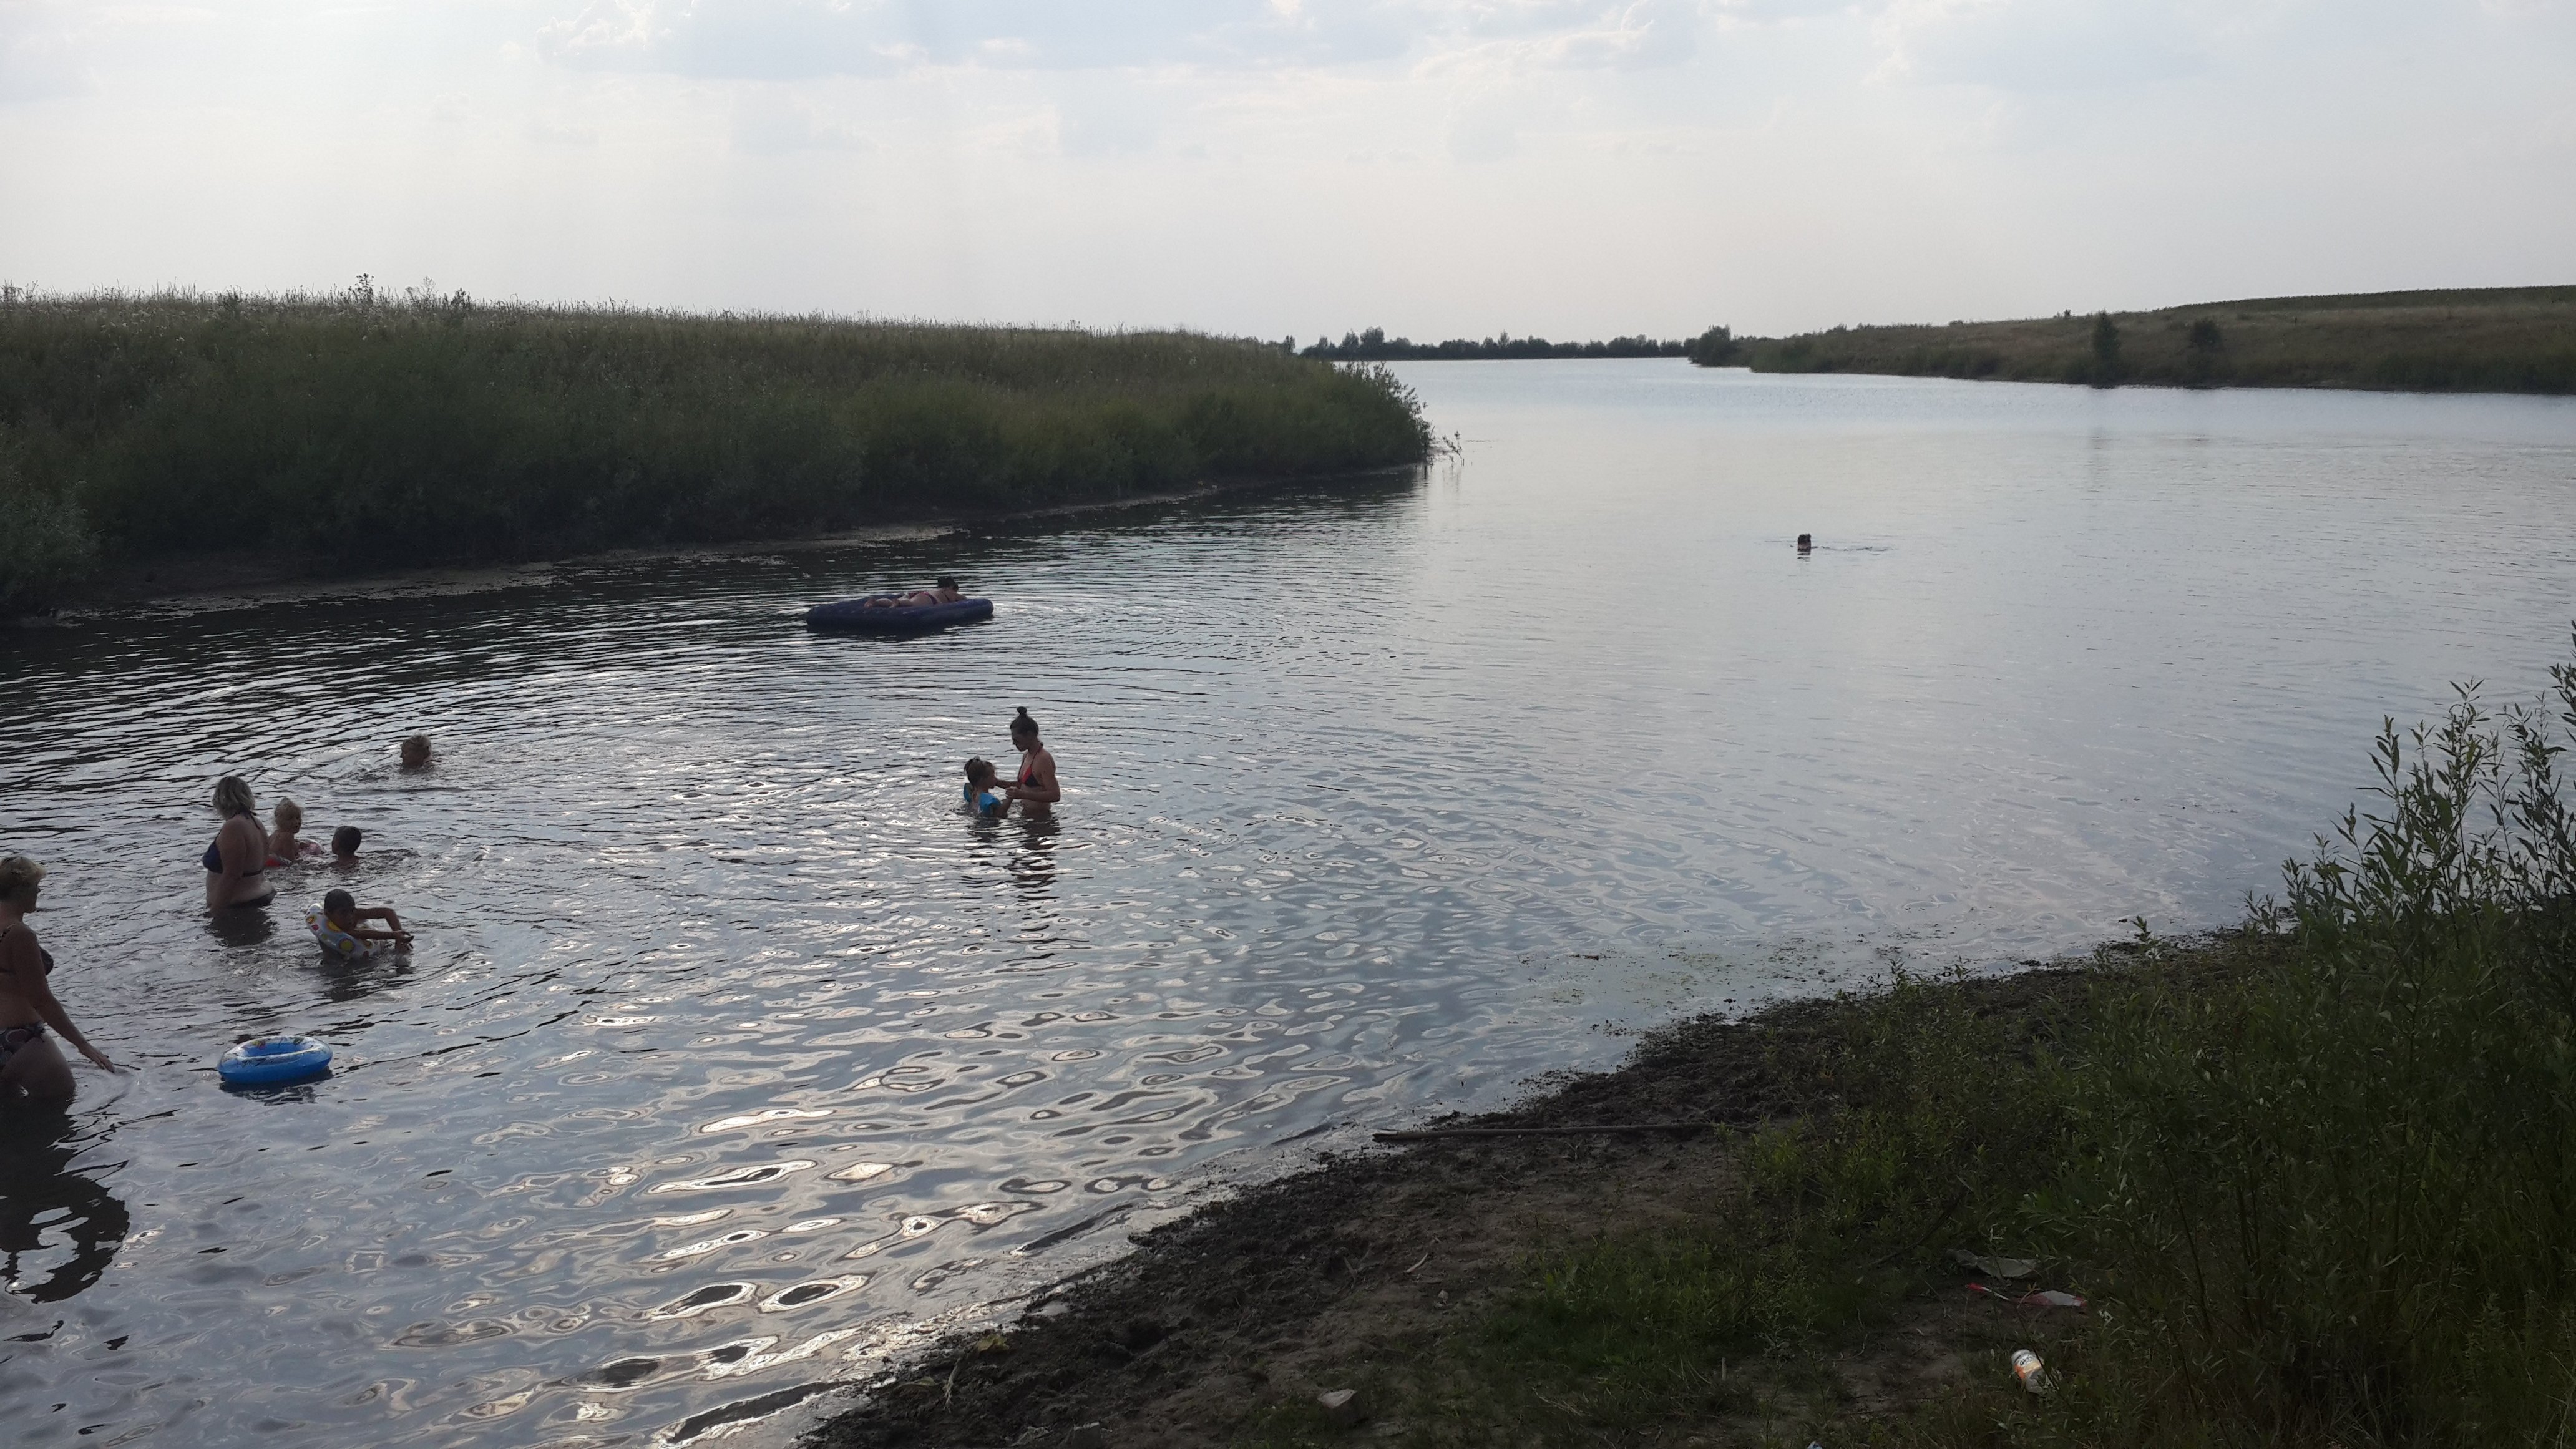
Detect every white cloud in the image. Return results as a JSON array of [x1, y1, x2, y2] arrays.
[[1870, 0, 2221, 89], [733, 85, 877, 152], [0, 0, 2569, 339]]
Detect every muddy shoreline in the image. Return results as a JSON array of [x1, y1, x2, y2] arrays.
[[13, 468, 1415, 621], [794, 957, 2128, 1449]]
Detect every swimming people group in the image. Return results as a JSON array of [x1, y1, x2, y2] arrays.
[[1, 733, 431, 1106], [6, 702, 1063, 1107]]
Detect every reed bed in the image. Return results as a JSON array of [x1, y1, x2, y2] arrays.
[[0, 284, 1432, 612], [1725, 285, 2576, 393]]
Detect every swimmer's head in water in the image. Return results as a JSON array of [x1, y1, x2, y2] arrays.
[[332, 826, 362, 858], [1012, 706, 1039, 743], [936, 575, 960, 592], [0, 855, 44, 909], [399, 734, 432, 768], [213, 774, 256, 818], [321, 888, 356, 924], [274, 798, 303, 832], [964, 756, 997, 787]]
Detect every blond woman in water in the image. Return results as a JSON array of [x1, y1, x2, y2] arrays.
[[205, 774, 275, 911]]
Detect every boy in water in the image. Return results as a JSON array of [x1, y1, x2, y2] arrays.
[[962, 758, 1009, 817], [330, 826, 363, 864], [310, 887, 412, 954], [399, 734, 432, 769]]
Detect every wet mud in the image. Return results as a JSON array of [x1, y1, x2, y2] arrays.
[[808, 965, 2095, 1448]]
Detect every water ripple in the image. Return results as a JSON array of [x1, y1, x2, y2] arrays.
[[4, 364, 2574, 1446]]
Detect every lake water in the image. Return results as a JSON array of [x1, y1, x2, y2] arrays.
[[4, 361, 2574, 1447]]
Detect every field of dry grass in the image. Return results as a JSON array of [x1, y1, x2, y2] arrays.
[[1730, 285, 2576, 393]]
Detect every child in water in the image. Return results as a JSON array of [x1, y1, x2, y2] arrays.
[[308, 887, 412, 956], [330, 826, 363, 864], [267, 799, 325, 866], [962, 758, 1010, 818]]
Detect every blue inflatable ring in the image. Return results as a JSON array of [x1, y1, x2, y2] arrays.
[[220, 1035, 333, 1086]]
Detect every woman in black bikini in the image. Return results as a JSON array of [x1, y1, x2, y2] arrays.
[[1, 856, 116, 1103], [1004, 707, 1061, 817], [204, 774, 274, 912]]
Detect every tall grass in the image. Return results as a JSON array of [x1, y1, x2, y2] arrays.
[[0, 285, 1432, 608], [0, 422, 97, 615], [1417, 631, 2576, 1447]]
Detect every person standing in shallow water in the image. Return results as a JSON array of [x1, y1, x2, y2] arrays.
[[1005, 707, 1060, 818], [1, 857, 117, 1103], [204, 774, 274, 912]]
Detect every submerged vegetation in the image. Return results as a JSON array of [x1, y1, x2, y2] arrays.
[[1718, 285, 2576, 392], [0, 281, 1433, 613]]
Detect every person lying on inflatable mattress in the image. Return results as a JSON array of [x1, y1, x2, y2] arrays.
[[861, 576, 966, 608], [307, 888, 413, 957]]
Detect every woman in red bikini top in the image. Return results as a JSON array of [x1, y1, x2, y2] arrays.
[[1005, 707, 1061, 818], [0, 856, 117, 1103]]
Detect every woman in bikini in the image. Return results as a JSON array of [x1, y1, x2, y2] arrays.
[[1, 856, 117, 1103], [204, 774, 275, 912], [1004, 707, 1061, 818]]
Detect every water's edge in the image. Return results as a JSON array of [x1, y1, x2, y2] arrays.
[[14, 466, 1420, 622]]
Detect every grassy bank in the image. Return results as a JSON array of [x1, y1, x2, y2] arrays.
[[0, 284, 1433, 614], [818, 630, 2576, 1448], [1719, 285, 2576, 393]]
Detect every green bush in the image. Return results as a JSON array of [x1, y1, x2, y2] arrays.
[[2054, 646, 2576, 1444]]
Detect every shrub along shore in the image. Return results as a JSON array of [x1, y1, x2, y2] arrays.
[[0, 285, 1435, 615], [818, 632, 2576, 1448], [1699, 284, 2576, 393]]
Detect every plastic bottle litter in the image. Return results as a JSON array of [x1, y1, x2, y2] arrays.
[[2011, 1348, 2051, 1395], [1950, 1248, 2037, 1279], [1967, 1282, 2089, 1310]]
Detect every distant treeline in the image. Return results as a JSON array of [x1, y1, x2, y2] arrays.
[[1712, 286, 2576, 393], [1299, 327, 1692, 361], [0, 283, 1434, 613]]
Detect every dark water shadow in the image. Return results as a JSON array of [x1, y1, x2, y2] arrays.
[[311, 948, 416, 1004], [204, 906, 277, 948], [0, 1111, 130, 1304], [1008, 816, 1060, 896]]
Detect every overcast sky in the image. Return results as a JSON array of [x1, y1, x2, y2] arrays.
[[3, 1, 2570, 338]]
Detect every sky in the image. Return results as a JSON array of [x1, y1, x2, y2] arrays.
[[2, 1, 2572, 339]]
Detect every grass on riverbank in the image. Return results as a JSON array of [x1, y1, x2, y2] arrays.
[[1725, 285, 2576, 393], [0, 283, 1433, 613], [1259, 633, 2576, 1447]]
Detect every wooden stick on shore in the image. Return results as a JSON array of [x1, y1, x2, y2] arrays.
[[1373, 1123, 1710, 1143]]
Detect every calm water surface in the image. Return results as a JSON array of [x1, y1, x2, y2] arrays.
[[4, 362, 2574, 1446]]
